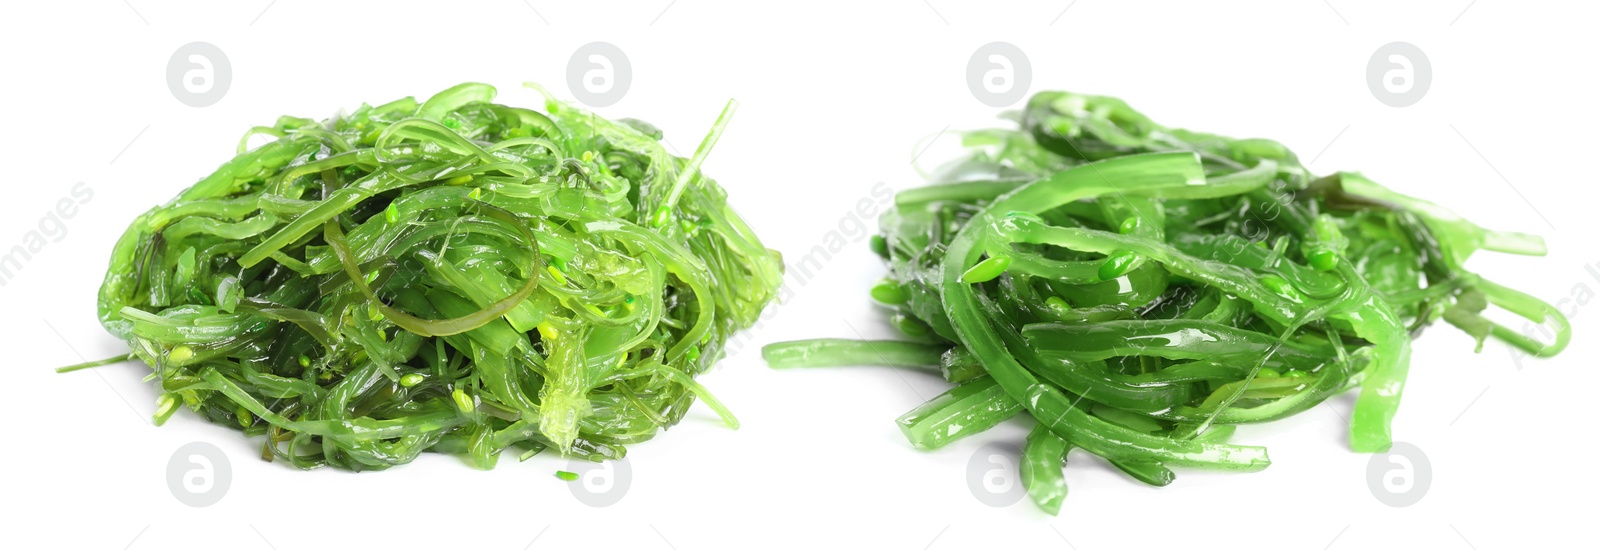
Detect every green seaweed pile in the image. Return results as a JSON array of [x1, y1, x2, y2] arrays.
[[765, 91, 1569, 513], [81, 83, 783, 470]]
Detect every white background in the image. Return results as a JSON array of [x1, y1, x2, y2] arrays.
[[3, 1, 1596, 548]]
